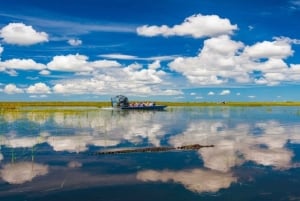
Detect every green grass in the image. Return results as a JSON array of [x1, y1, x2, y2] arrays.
[[0, 101, 111, 110], [156, 101, 300, 107], [1, 101, 300, 111]]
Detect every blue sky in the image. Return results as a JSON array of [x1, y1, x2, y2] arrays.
[[0, 0, 300, 101]]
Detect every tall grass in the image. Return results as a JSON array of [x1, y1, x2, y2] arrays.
[[1, 101, 300, 112]]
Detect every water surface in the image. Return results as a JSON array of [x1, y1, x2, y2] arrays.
[[0, 106, 300, 201]]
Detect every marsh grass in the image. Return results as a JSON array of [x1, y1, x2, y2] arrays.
[[1, 101, 300, 112], [156, 101, 300, 107]]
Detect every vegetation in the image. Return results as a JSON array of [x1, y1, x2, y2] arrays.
[[1, 101, 300, 112], [156, 101, 300, 107], [0, 101, 111, 109]]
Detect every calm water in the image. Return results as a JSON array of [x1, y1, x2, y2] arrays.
[[1, 106, 300, 201]]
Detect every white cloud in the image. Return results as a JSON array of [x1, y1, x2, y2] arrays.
[[0, 162, 48, 184], [68, 38, 82, 46], [39, 69, 51, 75], [4, 84, 24, 94], [51, 59, 182, 96], [4, 69, 17, 76], [243, 37, 294, 59], [29, 94, 48, 98], [169, 35, 245, 85], [47, 54, 92, 72], [99, 53, 138, 60], [220, 90, 230, 95], [0, 23, 48, 45], [26, 82, 51, 94], [99, 53, 177, 61], [168, 34, 300, 86], [0, 58, 46, 71], [148, 60, 161, 70], [208, 91, 215, 95], [47, 54, 121, 72], [137, 14, 237, 38], [162, 89, 184, 96], [91, 60, 121, 69]]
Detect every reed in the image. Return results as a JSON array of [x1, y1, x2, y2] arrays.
[[1, 101, 300, 111]]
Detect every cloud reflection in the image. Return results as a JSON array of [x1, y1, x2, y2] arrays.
[[137, 169, 237, 193], [170, 120, 298, 171], [0, 162, 48, 184]]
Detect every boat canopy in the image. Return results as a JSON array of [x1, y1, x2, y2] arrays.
[[111, 95, 129, 108]]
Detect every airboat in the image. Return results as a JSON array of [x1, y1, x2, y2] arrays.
[[111, 95, 167, 110]]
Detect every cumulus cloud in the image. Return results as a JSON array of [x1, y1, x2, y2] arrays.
[[68, 38, 82, 46], [4, 84, 24, 94], [0, 162, 48, 184], [26, 82, 51, 94], [137, 169, 237, 193], [168, 35, 300, 86], [47, 54, 92, 72], [243, 37, 295, 59], [47, 54, 121, 72], [49, 56, 181, 96], [169, 35, 245, 85], [0, 23, 48, 45], [0, 58, 46, 71], [220, 90, 230, 95], [137, 14, 237, 38], [148, 60, 161, 70]]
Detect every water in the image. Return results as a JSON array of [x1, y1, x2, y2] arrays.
[[0, 106, 300, 201]]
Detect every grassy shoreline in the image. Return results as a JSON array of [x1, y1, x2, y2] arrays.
[[1, 101, 300, 110]]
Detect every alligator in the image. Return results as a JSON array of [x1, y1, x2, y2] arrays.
[[92, 144, 214, 155]]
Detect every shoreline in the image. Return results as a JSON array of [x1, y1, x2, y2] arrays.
[[1, 101, 300, 110]]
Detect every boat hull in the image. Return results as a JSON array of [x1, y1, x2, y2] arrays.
[[121, 105, 167, 110]]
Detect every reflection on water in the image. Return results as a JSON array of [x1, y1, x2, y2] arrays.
[[1, 162, 48, 184], [0, 107, 300, 200]]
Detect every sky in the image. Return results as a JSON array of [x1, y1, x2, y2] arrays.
[[0, 0, 300, 102]]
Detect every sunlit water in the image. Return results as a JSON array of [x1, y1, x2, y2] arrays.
[[1, 106, 300, 201]]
